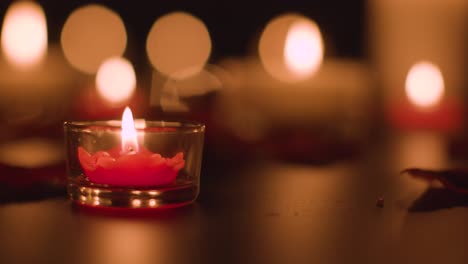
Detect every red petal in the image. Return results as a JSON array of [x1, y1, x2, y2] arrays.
[[78, 147, 186, 187], [95, 155, 115, 168], [77, 147, 96, 171]]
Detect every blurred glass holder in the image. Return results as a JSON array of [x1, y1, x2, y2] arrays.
[[0, 138, 66, 202], [64, 121, 204, 209]]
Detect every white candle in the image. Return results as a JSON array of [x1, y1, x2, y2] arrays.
[[215, 14, 371, 131], [0, 2, 81, 123], [218, 57, 371, 126]]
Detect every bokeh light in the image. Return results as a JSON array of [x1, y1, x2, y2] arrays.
[[61, 4, 127, 74], [405, 61, 444, 108], [146, 12, 211, 80], [259, 14, 323, 83], [96, 57, 136, 105], [1, 1, 47, 69], [284, 20, 323, 78]]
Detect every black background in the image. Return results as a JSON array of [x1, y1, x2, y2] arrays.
[[0, 0, 365, 63]]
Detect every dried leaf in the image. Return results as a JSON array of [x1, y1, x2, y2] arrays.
[[402, 168, 468, 194]]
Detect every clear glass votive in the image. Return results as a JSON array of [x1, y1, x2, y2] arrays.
[[64, 120, 205, 209]]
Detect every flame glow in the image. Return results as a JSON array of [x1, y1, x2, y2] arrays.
[[121, 107, 138, 153], [96, 57, 136, 105], [405, 61, 444, 108], [1, 1, 47, 68], [284, 21, 323, 78], [259, 14, 322, 83]]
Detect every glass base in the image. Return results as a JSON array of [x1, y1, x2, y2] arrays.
[[68, 175, 198, 209]]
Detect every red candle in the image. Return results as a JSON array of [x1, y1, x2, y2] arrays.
[[388, 98, 462, 132], [72, 86, 146, 120], [73, 57, 146, 120], [77, 107, 185, 187], [388, 61, 463, 133]]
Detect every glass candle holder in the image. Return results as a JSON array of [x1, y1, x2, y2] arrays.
[[64, 120, 205, 209]]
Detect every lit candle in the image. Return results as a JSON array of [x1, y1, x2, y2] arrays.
[[0, 2, 78, 108], [388, 61, 462, 132], [217, 14, 371, 130], [370, 0, 468, 130], [60, 4, 146, 120], [66, 109, 204, 209], [72, 57, 145, 120], [77, 107, 185, 187]]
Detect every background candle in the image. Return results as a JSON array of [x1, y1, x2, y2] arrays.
[[215, 14, 371, 134], [61, 4, 140, 120], [217, 57, 371, 128], [182, 14, 372, 163], [387, 61, 462, 133], [0, 2, 79, 127], [369, 0, 468, 131], [72, 57, 146, 120]]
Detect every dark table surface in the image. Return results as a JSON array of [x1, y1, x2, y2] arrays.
[[1, 132, 468, 264]]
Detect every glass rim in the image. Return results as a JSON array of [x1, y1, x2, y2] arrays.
[[64, 120, 205, 133]]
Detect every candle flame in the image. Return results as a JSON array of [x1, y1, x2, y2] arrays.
[[1, 1, 47, 69], [121, 107, 139, 153], [284, 20, 323, 78], [405, 61, 444, 108]]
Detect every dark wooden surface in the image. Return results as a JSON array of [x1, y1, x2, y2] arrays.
[[1, 132, 468, 264]]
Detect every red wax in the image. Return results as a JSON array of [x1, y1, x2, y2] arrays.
[[78, 146, 185, 187], [387, 98, 463, 133]]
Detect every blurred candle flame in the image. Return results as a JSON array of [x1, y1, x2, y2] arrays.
[[405, 61, 444, 108], [96, 57, 136, 105], [284, 21, 323, 78], [1, 1, 47, 69], [259, 14, 321, 83], [146, 12, 211, 80], [121, 107, 139, 153], [61, 4, 127, 74]]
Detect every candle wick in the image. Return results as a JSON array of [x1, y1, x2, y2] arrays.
[[121, 144, 137, 155]]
